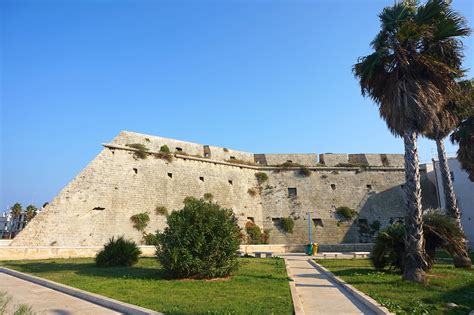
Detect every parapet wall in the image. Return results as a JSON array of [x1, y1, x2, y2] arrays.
[[10, 131, 434, 248]]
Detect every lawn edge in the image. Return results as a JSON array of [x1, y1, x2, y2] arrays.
[[0, 266, 163, 315], [307, 259, 393, 315], [282, 257, 305, 315]]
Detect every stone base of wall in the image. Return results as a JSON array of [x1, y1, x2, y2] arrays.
[[317, 243, 374, 252], [0, 243, 373, 260], [0, 244, 304, 261]]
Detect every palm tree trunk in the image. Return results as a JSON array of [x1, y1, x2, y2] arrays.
[[436, 138, 472, 268], [403, 130, 427, 283]]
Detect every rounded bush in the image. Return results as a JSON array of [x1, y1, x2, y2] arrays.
[[95, 236, 141, 267], [156, 198, 240, 279]]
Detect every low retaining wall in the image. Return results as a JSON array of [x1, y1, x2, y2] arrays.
[[0, 243, 372, 260], [318, 243, 374, 252], [0, 244, 303, 260]]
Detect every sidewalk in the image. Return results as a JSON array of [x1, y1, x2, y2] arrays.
[[279, 253, 376, 315], [0, 273, 121, 315]]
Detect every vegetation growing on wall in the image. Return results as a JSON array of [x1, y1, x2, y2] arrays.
[[245, 221, 269, 244], [155, 206, 168, 216], [130, 212, 150, 231], [143, 233, 159, 245], [154, 144, 173, 162], [126, 143, 149, 159], [297, 167, 311, 177], [335, 162, 369, 170], [335, 206, 357, 221], [247, 188, 258, 197], [279, 217, 294, 233], [203, 193, 213, 201], [255, 172, 268, 185], [225, 158, 256, 166]]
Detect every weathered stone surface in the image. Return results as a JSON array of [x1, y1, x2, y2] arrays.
[[10, 131, 435, 247]]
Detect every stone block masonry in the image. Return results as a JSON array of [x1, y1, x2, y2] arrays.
[[11, 131, 437, 247]]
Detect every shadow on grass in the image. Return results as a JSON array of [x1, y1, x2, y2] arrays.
[[422, 282, 474, 315], [2, 261, 168, 280]]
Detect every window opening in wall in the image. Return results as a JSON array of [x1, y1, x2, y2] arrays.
[[247, 217, 255, 223], [366, 184, 372, 190], [93, 207, 105, 211], [288, 188, 297, 197], [133, 168, 138, 174], [199, 176, 204, 182], [168, 173, 173, 178], [175, 147, 183, 152], [111, 150, 115, 155], [228, 180, 233, 185], [287, 160, 293, 163], [313, 218, 323, 227], [230, 156, 236, 160], [331, 184, 336, 190]]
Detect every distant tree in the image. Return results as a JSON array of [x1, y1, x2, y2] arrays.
[[42, 202, 49, 208], [10, 203, 22, 219], [25, 205, 38, 223], [451, 80, 474, 181]]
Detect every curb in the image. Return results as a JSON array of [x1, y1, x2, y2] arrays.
[[0, 267, 162, 315], [307, 259, 393, 315], [282, 258, 305, 315]]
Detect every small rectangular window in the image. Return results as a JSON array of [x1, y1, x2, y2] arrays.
[[366, 184, 372, 190], [288, 188, 297, 197], [168, 173, 173, 178], [230, 156, 236, 160], [228, 180, 233, 185], [313, 218, 323, 227], [175, 147, 183, 152], [133, 168, 138, 174], [199, 176, 204, 182], [247, 217, 255, 223], [331, 184, 336, 190]]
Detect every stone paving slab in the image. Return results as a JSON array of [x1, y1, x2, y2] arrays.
[[279, 254, 376, 315], [0, 273, 121, 315]]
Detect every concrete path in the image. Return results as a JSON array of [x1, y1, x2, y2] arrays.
[[279, 254, 376, 315], [0, 273, 121, 315]]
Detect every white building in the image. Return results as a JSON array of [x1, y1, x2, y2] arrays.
[[432, 158, 474, 250]]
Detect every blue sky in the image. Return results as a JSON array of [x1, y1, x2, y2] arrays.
[[1, 0, 473, 210]]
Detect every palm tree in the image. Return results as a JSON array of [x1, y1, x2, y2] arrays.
[[353, 0, 469, 283], [451, 80, 474, 181], [10, 203, 23, 234], [425, 81, 472, 268], [25, 205, 38, 223]]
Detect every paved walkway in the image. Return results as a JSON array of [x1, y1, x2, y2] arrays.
[[0, 273, 121, 315], [279, 254, 376, 315]]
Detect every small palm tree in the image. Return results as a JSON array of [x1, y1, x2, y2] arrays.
[[25, 205, 38, 223], [10, 203, 23, 233], [353, 0, 469, 282]]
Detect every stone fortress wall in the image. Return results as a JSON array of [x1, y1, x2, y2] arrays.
[[11, 131, 437, 247]]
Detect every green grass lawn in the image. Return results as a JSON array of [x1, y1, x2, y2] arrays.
[[1, 257, 293, 315], [316, 255, 474, 315]]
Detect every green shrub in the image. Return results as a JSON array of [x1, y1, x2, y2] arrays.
[[245, 221, 269, 244], [203, 193, 213, 201], [335, 206, 357, 221], [160, 145, 171, 153], [371, 212, 469, 271], [225, 158, 256, 166], [130, 212, 150, 231], [279, 217, 294, 233], [143, 233, 159, 245], [298, 167, 311, 177], [255, 172, 268, 185], [125, 143, 149, 159], [156, 199, 240, 279], [95, 236, 141, 267], [183, 196, 198, 205], [155, 206, 168, 216]]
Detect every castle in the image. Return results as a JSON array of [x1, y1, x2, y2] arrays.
[[11, 131, 438, 247]]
